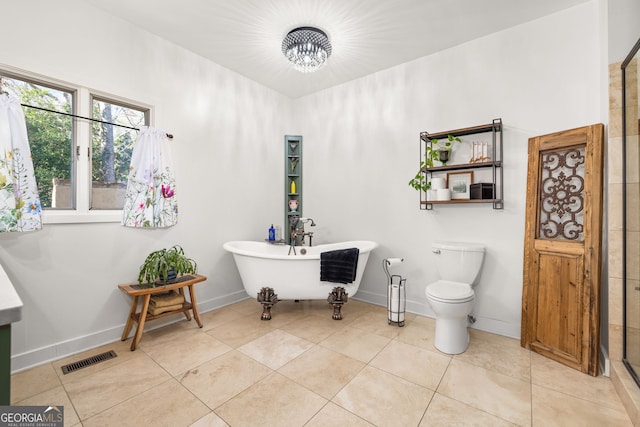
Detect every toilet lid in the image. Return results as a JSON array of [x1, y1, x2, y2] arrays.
[[426, 280, 474, 302]]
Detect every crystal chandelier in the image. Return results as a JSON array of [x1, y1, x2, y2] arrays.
[[282, 27, 332, 73]]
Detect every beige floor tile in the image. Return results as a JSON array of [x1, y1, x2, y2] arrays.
[[63, 356, 170, 420], [370, 340, 451, 390], [135, 319, 203, 350], [350, 311, 403, 339], [200, 305, 249, 331], [278, 345, 365, 399], [206, 315, 275, 348], [258, 304, 309, 328], [142, 332, 233, 376], [420, 393, 516, 426], [238, 329, 314, 370], [13, 385, 80, 427], [349, 299, 387, 315], [11, 362, 60, 403], [190, 412, 230, 426], [225, 297, 258, 315], [179, 350, 272, 409], [395, 315, 438, 351], [455, 329, 531, 381], [82, 378, 209, 427], [215, 372, 327, 427], [333, 365, 433, 427], [320, 326, 391, 363], [10, 301, 632, 427], [531, 352, 627, 412], [438, 359, 531, 426], [532, 384, 633, 427], [306, 402, 374, 426], [278, 312, 343, 343]]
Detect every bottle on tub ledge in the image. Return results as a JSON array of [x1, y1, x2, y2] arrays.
[[268, 224, 276, 242]]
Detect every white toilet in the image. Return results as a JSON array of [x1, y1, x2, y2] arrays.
[[425, 241, 485, 354]]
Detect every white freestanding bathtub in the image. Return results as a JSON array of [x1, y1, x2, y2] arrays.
[[223, 240, 378, 319]]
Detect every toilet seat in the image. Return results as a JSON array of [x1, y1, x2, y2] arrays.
[[426, 280, 474, 303]]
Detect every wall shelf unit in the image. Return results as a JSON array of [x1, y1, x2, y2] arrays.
[[419, 118, 503, 210], [285, 135, 302, 243]]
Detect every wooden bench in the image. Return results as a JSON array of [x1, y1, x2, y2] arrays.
[[118, 274, 206, 350]]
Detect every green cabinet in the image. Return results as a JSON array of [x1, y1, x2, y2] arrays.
[[285, 135, 302, 243]]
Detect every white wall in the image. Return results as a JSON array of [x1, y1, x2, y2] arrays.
[[0, 0, 292, 371], [608, 0, 640, 63], [0, 0, 606, 371], [291, 1, 604, 337]]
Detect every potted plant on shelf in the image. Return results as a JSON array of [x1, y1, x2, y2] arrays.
[[429, 134, 461, 166], [408, 134, 462, 193], [138, 245, 197, 286]]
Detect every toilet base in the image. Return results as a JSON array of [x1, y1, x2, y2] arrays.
[[434, 316, 470, 355]]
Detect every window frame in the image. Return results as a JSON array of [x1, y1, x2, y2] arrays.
[[0, 65, 153, 224]]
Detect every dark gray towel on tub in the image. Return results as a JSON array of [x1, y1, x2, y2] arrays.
[[320, 248, 360, 284]]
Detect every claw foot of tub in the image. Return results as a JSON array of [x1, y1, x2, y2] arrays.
[[327, 286, 348, 320], [257, 287, 278, 320]]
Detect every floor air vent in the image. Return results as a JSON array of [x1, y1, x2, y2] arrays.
[[61, 350, 117, 375]]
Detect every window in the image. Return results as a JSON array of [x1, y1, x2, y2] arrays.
[[1, 75, 74, 209], [91, 98, 147, 210], [0, 70, 150, 222]]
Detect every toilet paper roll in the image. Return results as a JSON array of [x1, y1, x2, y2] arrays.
[[388, 284, 405, 323], [385, 258, 404, 267], [431, 177, 446, 190], [437, 188, 451, 201]]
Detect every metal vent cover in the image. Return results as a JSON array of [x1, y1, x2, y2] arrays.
[[60, 350, 117, 375]]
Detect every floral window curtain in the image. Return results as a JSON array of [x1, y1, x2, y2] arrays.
[[0, 94, 42, 232], [122, 126, 178, 228]]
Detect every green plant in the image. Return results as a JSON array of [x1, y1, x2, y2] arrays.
[[408, 134, 462, 191], [408, 164, 430, 192], [138, 245, 197, 285]]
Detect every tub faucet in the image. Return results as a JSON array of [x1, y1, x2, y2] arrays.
[[289, 217, 316, 250], [298, 217, 316, 246], [300, 217, 316, 227]]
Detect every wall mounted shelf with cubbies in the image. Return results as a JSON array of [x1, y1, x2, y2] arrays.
[[419, 118, 503, 210], [285, 135, 302, 243]]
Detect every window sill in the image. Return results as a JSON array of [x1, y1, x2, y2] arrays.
[[42, 210, 122, 224]]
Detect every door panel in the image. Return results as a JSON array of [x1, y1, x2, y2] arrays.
[[522, 124, 603, 376]]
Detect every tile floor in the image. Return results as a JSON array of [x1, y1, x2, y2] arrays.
[[10, 298, 634, 426]]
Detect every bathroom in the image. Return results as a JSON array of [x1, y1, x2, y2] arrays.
[[1, 0, 640, 424]]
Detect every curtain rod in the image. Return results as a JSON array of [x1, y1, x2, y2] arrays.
[[19, 103, 174, 139]]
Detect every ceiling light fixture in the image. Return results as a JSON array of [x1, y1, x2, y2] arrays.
[[282, 26, 332, 73]]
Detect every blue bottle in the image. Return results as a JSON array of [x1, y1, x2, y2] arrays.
[[268, 224, 276, 241]]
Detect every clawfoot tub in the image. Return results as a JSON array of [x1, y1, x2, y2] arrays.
[[223, 240, 378, 320]]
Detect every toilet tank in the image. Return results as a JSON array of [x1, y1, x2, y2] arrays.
[[432, 241, 485, 284]]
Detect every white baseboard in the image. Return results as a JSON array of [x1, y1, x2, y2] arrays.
[[354, 290, 521, 339], [11, 290, 248, 373]]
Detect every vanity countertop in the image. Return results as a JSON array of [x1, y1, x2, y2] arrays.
[[0, 265, 22, 326]]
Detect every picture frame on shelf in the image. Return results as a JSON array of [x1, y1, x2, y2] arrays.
[[446, 171, 473, 200]]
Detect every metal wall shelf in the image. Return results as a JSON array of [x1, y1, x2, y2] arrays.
[[419, 118, 503, 210]]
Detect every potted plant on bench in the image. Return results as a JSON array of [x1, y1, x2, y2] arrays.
[[138, 245, 197, 286]]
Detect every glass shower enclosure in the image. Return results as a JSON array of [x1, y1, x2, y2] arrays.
[[623, 37, 640, 385]]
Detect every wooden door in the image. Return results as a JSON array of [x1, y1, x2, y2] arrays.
[[521, 124, 604, 376]]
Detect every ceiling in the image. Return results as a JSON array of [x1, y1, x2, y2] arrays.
[[86, 0, 589, 99]]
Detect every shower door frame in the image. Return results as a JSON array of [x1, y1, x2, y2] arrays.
[[622, 37, 640, 387]]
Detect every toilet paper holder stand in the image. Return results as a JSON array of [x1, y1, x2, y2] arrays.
[[383, 258, 406, 327]]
